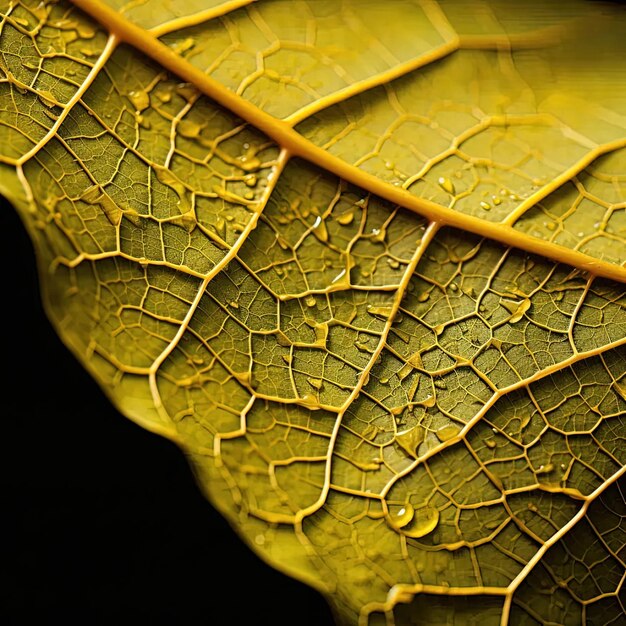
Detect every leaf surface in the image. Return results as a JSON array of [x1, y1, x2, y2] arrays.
[[1, 1, 625, 624]]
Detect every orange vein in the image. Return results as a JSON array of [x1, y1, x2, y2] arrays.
[[69, 0, 626, 284]]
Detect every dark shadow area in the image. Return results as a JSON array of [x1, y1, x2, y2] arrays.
[[0, 197, 335, 626]]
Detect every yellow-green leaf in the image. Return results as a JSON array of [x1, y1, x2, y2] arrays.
[[2, 0, 626, 624]]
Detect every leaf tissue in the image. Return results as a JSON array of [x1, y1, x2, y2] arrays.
[[1, 0, 625, 623]]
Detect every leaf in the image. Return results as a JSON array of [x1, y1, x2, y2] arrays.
[[2, 0, 626, 624]]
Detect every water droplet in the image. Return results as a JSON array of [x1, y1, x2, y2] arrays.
[[480, 201, 491, 211], [178, 119, 202, 138], [387, 503, 415, 530], [176, 82, 196, 101], [384, 160, 395, 170], [312, 216, 328, 242], [77, 23, 96, 39], [336, 211, 354, 226], [305, 295, 316, 307], [437, 177, 455, 195], [128, 89, 149, 112], [367, 305, 393, 319], [156, 88, 172, 103], [449, 283, 458, 293], [492, 196, 502, 206], [401, 506, 440, 539], [395, 426, 425, 458], [307, 377, 323, 390], [501, 297, 531, 324], [387, 258, 400, 269], [229, 300, 239, 309], [486, 439, 496, 449], [300, 393, 320, 408], [436, 424, 460, 442], [397, 362, 413, 381], [417, 291, 430, 303], [244, 174, 257, 187], [536, 463, 554, 475]]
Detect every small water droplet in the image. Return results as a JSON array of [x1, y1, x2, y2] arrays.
[[305, 295, 316, 307], [128, 89, 149, 112], [401, 506, 440, 539], [367, 305, 393, 319], [336, 211, 354, 226], [480, 201, 491, 211], [307, 377, 323, 390], [536, 463, 554, 475], [387, 503, 415, 530], [436, 424, 460, 442], [437, 177, 455, 195]]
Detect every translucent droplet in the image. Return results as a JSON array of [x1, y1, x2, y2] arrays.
[[336, 211, 354, 226], [395, 426, 425, 458], [305, 295, 316, 307], [501, 297, 531, 324], [128, 89, 149, 112], [387, 503, 415, 530], [401, 506, 440, 539], [178, 119, 202, 138], [437, 177, 455, 195], [367, 305, 393, 319], [485, 439, 496, 449], [536, 463, 554, 475], [480, 201, 491, 211], [436, 424, 460, 442]]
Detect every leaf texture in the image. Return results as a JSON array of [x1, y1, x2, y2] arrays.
[[1, 1, 625, 624]]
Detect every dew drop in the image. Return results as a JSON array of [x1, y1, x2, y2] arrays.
[[307, 377, 323, 390], [437, 177, 455, 195], [485, 439, 496, 449], [395, 426, 425, 458], [178, 119, 202, 138], [480, 201, 491, 211], [436, 424, 460, 442], [536, 463, 554, 475], [387, 503, 415, 530], [128, 89, 149, 112], [401, 506, 440, 539], [305, 295, 316, 308], [336, 210, 354, 226], [367, 305, 393, 319]]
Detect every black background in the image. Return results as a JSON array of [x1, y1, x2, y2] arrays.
[[0, 198, 335, 625]]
